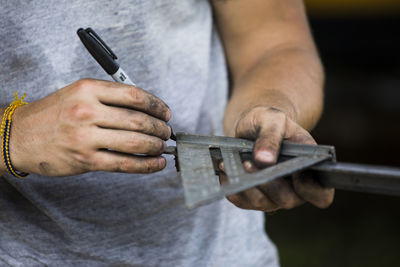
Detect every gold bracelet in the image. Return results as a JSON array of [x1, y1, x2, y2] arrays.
[[0, 92, 29, 178]]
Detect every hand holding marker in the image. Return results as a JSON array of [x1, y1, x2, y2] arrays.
[[77, 28, 176, 140]]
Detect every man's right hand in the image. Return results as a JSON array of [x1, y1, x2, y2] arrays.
[[7, 79, 172, 176]]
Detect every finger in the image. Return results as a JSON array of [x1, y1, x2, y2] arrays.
[[243, 160, 259, 173], [93, 80, 171, 122], [219, 161, 225, 172], [222, 160, 279, 212], [226, 193, 254, 210], [218, 169, 229, 185], [219, 164, 256, 210], [236, 108, 287, 167], [285, 122, 316, 145], [292, 171, 335, 209], [95, 105, 171, 140], [94, 128, 166, 156], [242, 161, 280, 211], [219, 161, 258, 176], [258, 178, 305, 210], [91, 150, 166, 173], [253, 113, 286, 167], [243, 188, 280, 212]]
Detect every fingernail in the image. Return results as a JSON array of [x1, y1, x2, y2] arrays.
[[159, 157, 166, 167], [219, 162, 225, 171], [165, 109, 172, 121], [243, 161, 252, 170], [256, 151, 275, 163]]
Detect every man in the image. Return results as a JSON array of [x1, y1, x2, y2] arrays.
[[0, 0, 333, 266]]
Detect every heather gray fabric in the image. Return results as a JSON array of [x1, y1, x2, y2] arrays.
[[0, 0, 279, 266]]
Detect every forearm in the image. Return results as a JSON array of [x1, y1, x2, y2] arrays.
[[212, 0, 334, 211], [224, 45, 324, 135], [212, 0, 324, 135]]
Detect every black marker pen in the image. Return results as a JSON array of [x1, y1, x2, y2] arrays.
[[77, 27, 176, 141], [77, 28, 136, 86]]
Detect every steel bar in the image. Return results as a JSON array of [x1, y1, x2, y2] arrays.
[[311, 162, 400, 196]]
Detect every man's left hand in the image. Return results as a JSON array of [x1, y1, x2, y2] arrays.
[[220, 106, 334, 212]]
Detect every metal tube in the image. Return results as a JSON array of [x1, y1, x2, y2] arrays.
[[311, 162, 400, 196]]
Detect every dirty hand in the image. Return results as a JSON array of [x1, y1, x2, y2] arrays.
[[221, 106, 334, 212], [8, 79, 171, 176]]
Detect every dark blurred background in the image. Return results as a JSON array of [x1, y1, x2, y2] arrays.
[[264, 1, 400, 266]]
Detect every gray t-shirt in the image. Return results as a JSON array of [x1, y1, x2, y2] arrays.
[[0, 0, 279, 266]]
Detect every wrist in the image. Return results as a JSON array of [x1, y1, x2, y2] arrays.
[[0, 95, 30, 178], [8, 105, 31, 175], [224, 44, 324, 133], [223, 88, 298, 136]]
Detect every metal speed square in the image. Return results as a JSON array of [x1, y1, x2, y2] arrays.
[[164, 133, 400, 208], [168, 133, 336, 208]]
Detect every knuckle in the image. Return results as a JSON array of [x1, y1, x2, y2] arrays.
[[150, 140, 165, 155], [128, 87, 144, 105], [73, 79, 94, 94], [272, 108, 287, 121], [159, 140, 166, 152], [148, 119, 159, 134], [129, 114, 145, 130], [118, 158, 132, 173], [147, 95, 170, 121], [251, 197, 264, 209], [262, 122, 285, 139], [278, 195, 299, 209], [142, 137, 164, 156], [264, 141, 280, 152], [142, 159, 162, 173], [244, 190, 263, 208], [126, 136, 140, 151], [67, 103, 96, 121]]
